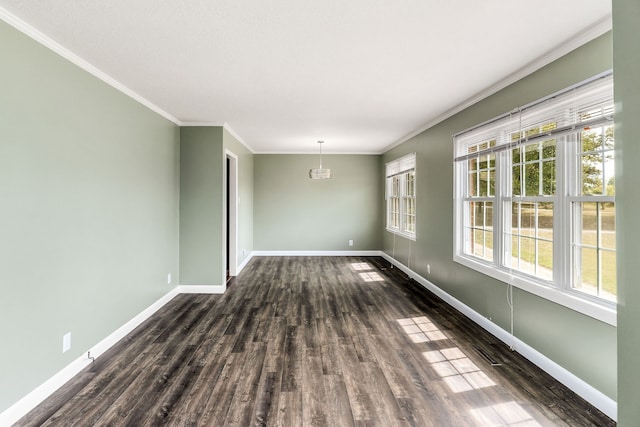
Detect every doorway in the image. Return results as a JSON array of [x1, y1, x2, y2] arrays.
[[225, 150, 238, 282]]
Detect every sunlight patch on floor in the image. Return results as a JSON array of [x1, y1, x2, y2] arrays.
[[359, 271, 384, 282], [350, 262, 373, 271], [396, 316, 447, 343], [470, 401, 541, 426], [423, 347, 495, 393]]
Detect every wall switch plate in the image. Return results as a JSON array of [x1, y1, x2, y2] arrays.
[[349, 240, 354, 246], [62, 332, 71, 353]]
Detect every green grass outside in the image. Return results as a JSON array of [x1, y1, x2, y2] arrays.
[[472, 227, 616, 296]]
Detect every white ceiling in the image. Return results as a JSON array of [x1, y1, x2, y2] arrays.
[[0, 1, 611, 153]]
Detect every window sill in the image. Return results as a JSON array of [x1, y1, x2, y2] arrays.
[[453, 254, 617, 326], [386, 227, 416, 241]]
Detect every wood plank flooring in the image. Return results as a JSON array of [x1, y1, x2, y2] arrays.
[[15, 256, 615, 426]]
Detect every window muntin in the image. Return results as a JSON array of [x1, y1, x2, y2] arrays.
[[403, 171, 416, 234], [464, 201, 493, 261], [386, 153, 416, 239], [453, 73, 615, 320], [571, 202, 616, 302], [511, 138, 557, 197], [579, 126, 615, 196], [570, 124, 616, 302], [389, 176, 400, 230], [504, 201, 554, 281]]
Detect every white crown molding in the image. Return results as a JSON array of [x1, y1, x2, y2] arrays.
[[223, 123, 256, 154], [254, 151, 381, 155], [383, 16, 613, 154], [380, 252, 617, 421], [252, 250, 382, 256], [179, 121, 226, 127], [0, 7, 181, 126], [178, 122, 256, 154]]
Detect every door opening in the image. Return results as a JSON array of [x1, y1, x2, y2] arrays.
[[225, 151, 238, 284]]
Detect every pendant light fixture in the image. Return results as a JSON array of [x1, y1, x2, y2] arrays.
[[309, 140, 332, 179]]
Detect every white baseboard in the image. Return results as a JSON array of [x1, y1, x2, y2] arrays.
[[2, 253, 616, 424], [252, 250, 382, 256], [237, 253, 253, 273], [380, 252, 617, 421], [177, 285, 226, 294], [0, 287, 181, 426], [0, 283, 231, 426]]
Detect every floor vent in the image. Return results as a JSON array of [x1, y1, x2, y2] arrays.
[[473, 345, 502, 366]]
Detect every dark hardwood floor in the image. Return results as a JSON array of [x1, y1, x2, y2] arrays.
[[16, 256, 614, 426]]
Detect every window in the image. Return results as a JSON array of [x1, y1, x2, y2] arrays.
[[386, 153, 416, 239], [453, 72, 615, 324]]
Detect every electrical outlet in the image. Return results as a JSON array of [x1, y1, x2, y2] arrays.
[[427, 264, 431, 274], [242, 249, 246, 256], [348, 240, 354, 246], [62, 332, 71, 353], [167, 273, 172, 284]]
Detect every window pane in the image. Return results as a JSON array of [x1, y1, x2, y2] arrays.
[[524, 163, 540, 196], [604, 153, 615, 196], [525, 144, 539, 162], [506, 202, 553, 280], [464, 202, 493, 261], [580, 126, 614, 197], [512, 165, 521, 196], [542, 161, 555, 195], [601, 250, 617, 301], [403, 197, 416, 234], [468, 172, 477, 197], [572, 202, 616, 300], [392, 176, 400, 196], [542, 140, 556, 159], [581, 152, 603, 195], [601, 203, 616, 250], [577, 247, 598, 293], [406, 171, 415, 196], [581, 128, 603, 152], [488, 169, 496, 197], [479, 172, 488, 197]]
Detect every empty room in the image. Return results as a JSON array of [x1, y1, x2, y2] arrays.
[[1, 1, 638, 426]]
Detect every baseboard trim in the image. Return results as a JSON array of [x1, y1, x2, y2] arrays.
[[0, 287, 181, 426], [0, 283, 232, 425], [237, 253, 254, 273], [379, 252, 617, 421], [252, 250, 382, 256], [177, 285, 226, 294], [3, 253, 616, 424]]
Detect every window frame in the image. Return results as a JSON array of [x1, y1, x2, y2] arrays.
[[453, 72, 616, 326], [386, 153, 417, 240]]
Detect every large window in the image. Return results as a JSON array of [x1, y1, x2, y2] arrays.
[[453, 72, 615, 324], [386, 153, 416, 239]]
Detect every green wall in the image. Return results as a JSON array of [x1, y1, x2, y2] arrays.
[[613, 0, 640, 424], [382, 33, 617, 400], [223, 128, 254, 268], [179, 127, 224, 285], [254, 154, 382, 251], [0, 20, 180, 413]]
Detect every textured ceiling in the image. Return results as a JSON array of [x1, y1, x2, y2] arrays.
[[0, 1, 611, 153]]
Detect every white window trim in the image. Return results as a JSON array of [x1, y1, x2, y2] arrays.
[[453, 72, 616, 326], [386, 153, 417, 240]]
